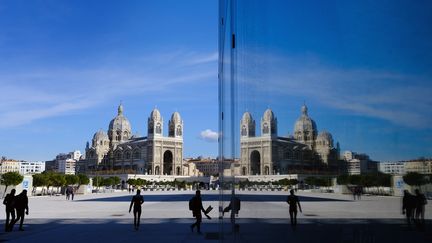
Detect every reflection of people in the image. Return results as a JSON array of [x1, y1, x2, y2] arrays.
[[223, 190, 241, 232], [402, 190, 415, 227], [3, 189, 16, 232], [189, 190, 210, 234], [129, 190, 144, 230], [12, 190, 29, 231], [414, 189, 427, 227], [286, 189, 302, 227]]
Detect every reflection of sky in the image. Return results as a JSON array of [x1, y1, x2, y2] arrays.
[[230, 0, 432, 161]]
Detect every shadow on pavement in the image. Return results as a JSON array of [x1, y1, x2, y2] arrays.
[[0, 218, 430, 243]]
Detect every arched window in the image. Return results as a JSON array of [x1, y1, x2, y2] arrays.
[[176, 125, 182, 136], [134, 151, 140, 159], [156, 123, 162, 134], [241, 125, 247, 136], [242, 167, 247, 175], [263, 123, 269, 134]]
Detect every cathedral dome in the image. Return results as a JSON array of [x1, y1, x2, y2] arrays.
[[294, 105, 317, 135], [317, 131, 333, 142], [109, 104, 132, 132], [171, 112, 181, 123], [316, 131, 334, 147], [242, 112, 253, 123], [93, 130, 109, 141], [150, 108, 162, 121], [263, 109, 275, 121]]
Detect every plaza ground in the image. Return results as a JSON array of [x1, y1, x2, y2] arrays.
[[1, 190, 431, 242]]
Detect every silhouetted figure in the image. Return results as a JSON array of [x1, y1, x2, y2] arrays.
[[11, 190, 29, 231], [129, 189, 144, 230], [356, 187, 362, 200], [286, 189, 302, 227], [352, 187, 356, 200], [414, 189, 427, 228], [223, 190, 241, 233], [189, 190, 210, 234], [66, 186, 71, 200], [71, 187, 75, 200], [402, 190, 415, 227], [3, 189, 16, 232]]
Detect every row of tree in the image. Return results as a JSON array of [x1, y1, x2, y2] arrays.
[[92, 176, 121, 189], [32, 172, 90, 195], [126, 179, 188, 189], [402, 172, 432, 187], [337, 173, 392, 187]]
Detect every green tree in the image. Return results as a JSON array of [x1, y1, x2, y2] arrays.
[[127, 178, 137, 187], [51, 173, 66, 193], [349, 175, 362, 185], [304, 177, 317, 187], [32, 173, 49, 195], [77, 174, 90, 187], [112, 176, 121, 187], [403, 172, 428, 188], [1, 172, 24, 197], [65, 174, 79, 186], [337, 174, 350, 185], [93, 176, 104, 189], [102, 177, 114, 187]]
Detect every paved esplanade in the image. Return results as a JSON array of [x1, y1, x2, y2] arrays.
[[1, 191, 431, 242]]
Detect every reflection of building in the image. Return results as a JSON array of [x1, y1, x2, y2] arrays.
[[186, 157, 233, 176], [55, 151, 81, 175], [84, 104, 184, 175], [19, 161, 45, 175], [378, 162, 406, 175], [239, 105, 340, 175], [343, 151, 378, 175], [1, 158, 45, 175], [0, 159, 20, 174], [404, 160, 432, 174]]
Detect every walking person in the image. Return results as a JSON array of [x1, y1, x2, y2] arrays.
[[71, 187, 75, 200], [3, 189, 16, 232], [11, 190, 29, 231], [402, 190, 415, 228], [223, 189, 241, 233], [286, 189, 302, 228], [414, 189, 427, 228], [129, 189, 144, 230], [66, 186, 71, 200], [189, 190, 210, 234]]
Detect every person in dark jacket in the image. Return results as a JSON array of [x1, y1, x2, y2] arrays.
[[3, 189, 16, 232], [11, 190, 29, 231], [190, 190, 209, 234], [129, 189, 144, 230], [414, 189, 427, 227], [402, 190, 415, 227], [287, 189, 302, 227]]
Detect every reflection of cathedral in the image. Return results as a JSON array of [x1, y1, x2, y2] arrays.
[[240, 105, 340, 175], [84, 104, 184, 175]]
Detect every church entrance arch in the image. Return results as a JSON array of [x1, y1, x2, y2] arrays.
[[163, 150, 173, 175], [250, 150, 261, 175]]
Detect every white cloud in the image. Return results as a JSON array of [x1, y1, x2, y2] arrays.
[[0, 50, 217, 128], [237, 52, 432, 129], [199, 129, 218, 142]]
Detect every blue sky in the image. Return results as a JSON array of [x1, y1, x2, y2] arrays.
[[1, 0, 431, 162]]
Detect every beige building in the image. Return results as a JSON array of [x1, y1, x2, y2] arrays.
[[404, 160, 432, 174], [239, 105, 340, 176], [85, 104, 184, 176], [0, 159, 20, 174]]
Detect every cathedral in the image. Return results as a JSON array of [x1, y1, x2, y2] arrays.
[[84, 104, 184, 175], [239, 105, 340, 175]]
